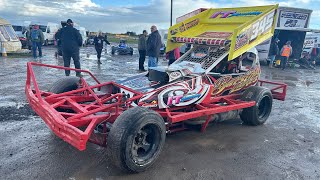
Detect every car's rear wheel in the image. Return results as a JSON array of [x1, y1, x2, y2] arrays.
[[240, 86, 273, 125], [107, 107, 166, 172]]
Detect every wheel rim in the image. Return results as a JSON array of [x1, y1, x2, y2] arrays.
[[258, 96, 271, 119], [131, 123, 161, 165]]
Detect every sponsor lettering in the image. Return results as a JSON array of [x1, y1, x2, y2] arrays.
[[250, 10, 275, 41], [197, 32, 232, 39], [179, 19, 199, 33], [142, 100, 158, 108], [280, 12, 308, 20], [167, 93, 201, 106], [211, 11, 261, 18], [235, 10, 275, 50], [211, 68, 260, 96], [167, 95, 184, 106], [169, 71, 182, 79]]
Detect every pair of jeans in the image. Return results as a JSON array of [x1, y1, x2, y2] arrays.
[[168, 59, 175, 65], [63, 49, 81, 76], [96, 48, 102, 60], [32, 41, 42, 59], [139, 50, 146, 70], [280, 56, 288, 70], [268, 55, 276, 65], [148, 56, 158, 68]]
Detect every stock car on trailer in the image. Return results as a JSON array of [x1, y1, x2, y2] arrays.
[[25, 4, 287, 172]]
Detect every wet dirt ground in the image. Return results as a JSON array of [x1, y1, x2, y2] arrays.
[[1, 46, 320, 180]]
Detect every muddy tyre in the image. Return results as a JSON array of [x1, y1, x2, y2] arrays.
[[240, 86, 273, 126], [107, 107, 166, 173], [48, 77, 80, 94]]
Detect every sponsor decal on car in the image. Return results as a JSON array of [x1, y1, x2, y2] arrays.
[[142, 100, 158, 108], [210, 11, 262, 18], [211, 67, 260, 96], [235, 10, 275, 50], [167, 91, 202, 106], [169, 71, 182, 80], [196, 32, 232, 39], [179, 18, 199, 33]]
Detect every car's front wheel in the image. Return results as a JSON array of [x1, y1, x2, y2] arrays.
[[107, 107, 166, 172]]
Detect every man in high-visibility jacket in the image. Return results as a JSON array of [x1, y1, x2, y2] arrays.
[[279, 41, 293, 70]]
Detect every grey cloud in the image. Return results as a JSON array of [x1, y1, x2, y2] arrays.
[[1, 0, 320, 33]]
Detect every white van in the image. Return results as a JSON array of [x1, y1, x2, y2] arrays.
[[158, 29, 168, 55], [75, 26, 87, 46], [32, 22, 59, 45]]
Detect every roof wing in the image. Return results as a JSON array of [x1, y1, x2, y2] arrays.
[[167, 4, 279, 61]]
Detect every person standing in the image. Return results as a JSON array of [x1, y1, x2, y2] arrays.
[[280, 41, 293, 70], [146, 25, 162, 68], [30, 24, 44, 59], [94, 31, 110, 64], [138, 30, 148, 71], [167, 48, 180, 65], [60, 19, 83, 77], [268, 38, 280, 68]]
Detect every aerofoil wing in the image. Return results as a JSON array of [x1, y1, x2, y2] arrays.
[[167, 4, 279, 60]]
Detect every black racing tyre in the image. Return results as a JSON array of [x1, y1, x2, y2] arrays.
[[240, 86, 273, 126], [48, 77, 80, 94], [107, 107, 166, 173], [45, 39, 49, 46]]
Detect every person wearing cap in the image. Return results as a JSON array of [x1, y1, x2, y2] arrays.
[[138, 30, 148, 71], [268, 38, 280, 68], [59, 19, 83, 77], [280, 41, 293, 70], [30, 24, 44, 59]]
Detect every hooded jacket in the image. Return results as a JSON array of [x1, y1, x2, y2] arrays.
[[138, 34, 147, 51]]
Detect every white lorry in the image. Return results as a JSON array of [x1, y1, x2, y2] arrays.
[[75, 26, 87, 46], [256, 7, 313, 61]]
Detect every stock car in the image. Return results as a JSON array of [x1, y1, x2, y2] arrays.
[[111, 39, 134, 55], [25, 4, 286, 173]]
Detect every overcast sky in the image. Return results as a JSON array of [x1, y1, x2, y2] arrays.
[[1, 0, 320, 33]]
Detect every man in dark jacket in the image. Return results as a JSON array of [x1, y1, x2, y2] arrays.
[[147, 25, 162, 68], [94, 31, 110, 64], [59, 19, 83, 77], [138, 30, 148, 71], [268, 38, 280, 68]]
